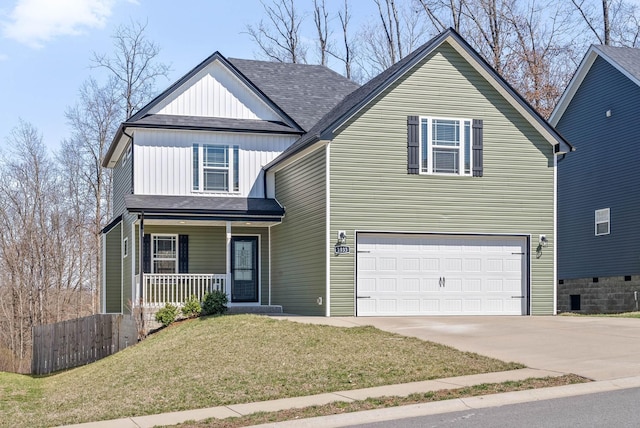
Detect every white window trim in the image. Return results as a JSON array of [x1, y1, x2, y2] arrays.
[[151, 234, 179, 274], [419, 116, 473, 176], [595, 208, 610, 236], [123, 237, 128, 258], [192, 143, 240, 194]]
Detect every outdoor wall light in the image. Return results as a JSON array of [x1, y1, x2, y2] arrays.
[[337, 230, 347, 244], [539, 234, 548, 247]]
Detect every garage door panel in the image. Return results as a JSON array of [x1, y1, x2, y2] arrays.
[[463, 299, 482, 312], [357, 233, 527, 316], [422, 278, 440, 292], [402, 278, 420, 292], [463, 278, 482, 292], [422, 258, 440, 271], [402, 258, 421, 271]]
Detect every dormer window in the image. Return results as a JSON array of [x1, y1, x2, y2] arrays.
[[192, 144, 239, 193]]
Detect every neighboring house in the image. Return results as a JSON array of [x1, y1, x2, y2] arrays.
[[550, 45, 640, 313], [102, 28, 572, 318]]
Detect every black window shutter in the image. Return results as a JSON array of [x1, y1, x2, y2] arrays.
[[142, 234, 151, 273], [472, 119, 483, 177], [407, 116, 420, 174], [178, 235, 189, 273]]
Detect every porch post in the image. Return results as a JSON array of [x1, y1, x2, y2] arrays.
[[226, 221, 232, 301]]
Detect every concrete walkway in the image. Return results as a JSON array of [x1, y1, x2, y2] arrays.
[[57, 315, 640, 428]]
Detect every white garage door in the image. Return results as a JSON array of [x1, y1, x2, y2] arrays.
[[356, 233, 528, 316]]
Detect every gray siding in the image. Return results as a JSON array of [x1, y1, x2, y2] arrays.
[[557, 56, 640, 279], [104, 223, 122, 313], [272, 147, 327, 315], [328, 42, 556, 315], [112, 143, 132, 217]]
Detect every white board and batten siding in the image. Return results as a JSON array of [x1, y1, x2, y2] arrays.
[[133, 129, 296, 198], [149, 61, 281, 122], [356, 233, 528, 316]]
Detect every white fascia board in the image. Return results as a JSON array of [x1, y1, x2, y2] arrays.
[[105, 131, 131, 169]]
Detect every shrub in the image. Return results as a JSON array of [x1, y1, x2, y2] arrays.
[[201, 290, 228, 316], [155, 303, 178, 327], [181, 295, 202, 318]]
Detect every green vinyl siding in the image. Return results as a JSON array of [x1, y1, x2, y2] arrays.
[[328, 42, 555, 315], [112, 144, 132, 217], [272, 147, 327, 315], [104, 223, 122, 313], [141, 225, 270, 302], [143, 225, 227, 274], [121, 213, 135, 314]]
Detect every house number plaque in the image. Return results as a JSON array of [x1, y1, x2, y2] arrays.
[[334, 245, 350, 255]]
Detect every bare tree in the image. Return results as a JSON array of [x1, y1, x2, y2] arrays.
[[313, 0, 330, 66], [91, 20, 170, 118], [416, 0, 465, 32], [359, 0, 428, 76], [65, 77, 122, 313], [570, 0, 640, 47], [327, 0, 356, 79], [246, 0, 308, 63], [0, 121, 60, 372], [505, 1, 575, 117]]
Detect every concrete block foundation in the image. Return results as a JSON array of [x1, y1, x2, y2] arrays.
[[557, 275, 640, 314]]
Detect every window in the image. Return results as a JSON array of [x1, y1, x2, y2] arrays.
[[595, 208, 610, 236], [420, 117, 472, 175], [152, 235, 178, 273], [192, 144, 239, 192], [123, 237, 128, 258]]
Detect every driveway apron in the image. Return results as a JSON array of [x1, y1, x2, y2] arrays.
[[279, 316, 640, 381]]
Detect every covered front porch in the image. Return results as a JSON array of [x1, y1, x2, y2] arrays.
[[123, 195, 285, 311]]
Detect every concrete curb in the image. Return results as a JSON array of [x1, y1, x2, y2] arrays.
[[56, 368, 583, 428], [246, 376, 640, 428]]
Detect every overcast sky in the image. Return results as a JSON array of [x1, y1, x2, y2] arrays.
[[0, 0, 372, 150]]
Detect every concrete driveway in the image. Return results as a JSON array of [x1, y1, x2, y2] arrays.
[[278, 316, 640, 381]]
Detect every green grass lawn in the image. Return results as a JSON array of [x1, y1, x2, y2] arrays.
[[0, 314, 524, 428]]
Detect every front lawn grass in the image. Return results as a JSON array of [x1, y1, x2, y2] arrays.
[[1, 314, 524, 428]]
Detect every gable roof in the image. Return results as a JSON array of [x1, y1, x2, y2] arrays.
[[103, 53, 358, 167], [550, 44, 640, 125], [265, 28, 573, 172]]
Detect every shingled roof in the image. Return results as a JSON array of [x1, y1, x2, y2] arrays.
[[228, 58, 360, 131]]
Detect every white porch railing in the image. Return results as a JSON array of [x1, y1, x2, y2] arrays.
[[139, 274, 226, 308]]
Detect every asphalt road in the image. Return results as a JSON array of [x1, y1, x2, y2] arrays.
[[347, 387, 640, 428]]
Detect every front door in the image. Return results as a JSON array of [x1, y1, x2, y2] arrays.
[[231, 236, 259, 302]]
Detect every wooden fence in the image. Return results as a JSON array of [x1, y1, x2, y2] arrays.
[[31, 314, 137, 375]]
